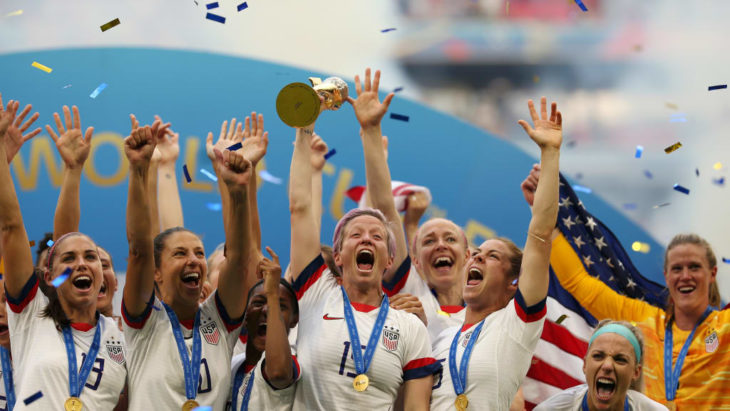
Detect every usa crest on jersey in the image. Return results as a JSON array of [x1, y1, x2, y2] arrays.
[[200, 317, 220, 345], [382, 326, 400, 351], [705, 327, 719, 353], [106, 339, 125, 364]]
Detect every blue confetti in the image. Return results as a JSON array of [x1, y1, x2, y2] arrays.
[[258, 170, 283, 185], [634, 145, 643, 159], [572, 185, 592, 194], [89, 83, 108, 99], [237, 2, 248, 11], [199, 168, 218, 182], [622, 203, 637, 210], [23, 391, 43, 405], [708, 84, 727, 91], [669, 114, 687, 123], [565, 140, 577, 148], [695, 168, 700, 177], [511, 278, 518, 285], [713, 177, 725, 186], [324, 148, 337, 160], [206, 2, 219, 9], [52, 268, 72, 287], [206, 12, 225, 23], [206, 202, 222, 211], [47, 239, 54, 247], [644, 170, 653, 179], [673, 184, 690, 195], [722, 258, 730, 264], [227, 142, 242, 151], [183, 165, 192, 183], [393, 87, 404, 93], [574, 0, 588, 12], [381, 28, 396, 33], [389, 113, 409, 122], [193, 407, 213, 411]]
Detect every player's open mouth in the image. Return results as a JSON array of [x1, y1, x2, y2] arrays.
[[432, 256, 454, 274], [72, 275, 93, 291], [257, 323, 267, 337], [467, 267, 483, 286], [356, 250, 374, 272], [182, 272, 201, 288], [595, 377, 616, 401], [98, 281, 108, 297], [678, 285, 695, 294]]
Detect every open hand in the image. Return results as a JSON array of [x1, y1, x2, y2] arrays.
[[153, 115, 179, 165], [390, 293, 427, 326], [0, 94, 41, 163], [206, 117, 242, 162], [46, 105, 93, 169], [517, 97, 562, 150], [347, 68, 395, 130], [241, 112, 269, 165]]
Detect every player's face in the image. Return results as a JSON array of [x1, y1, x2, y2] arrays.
[[462, 239, 515, 308], [334, 215, 393, 288], [244, 284, 298, 352], [664, 243, 716, 317], [0, 278, 9, 349], [413, 219, 468, 294], [155, 231, 207, 308], [48, 235, 103, 310], [583, 333, 640, 410], [96, 248, 118, 315]]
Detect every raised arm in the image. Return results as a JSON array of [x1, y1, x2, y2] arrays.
[[205, 118, 243, 234], [0, 100, 35, 297], [403, 191, 430, 255], [289, 123, 322, 280], [309, 133, 328, 234], [0, 93, 41, 164], [46, 105, 93, 239], [260, 247, 295, 389], [347, 68, 407, 282], [212, 145, 253, 318], [123, 121, 165, 317], [155, 115, 183, 231], [241, 112, 269, 258], [515, 97, 562, 307]]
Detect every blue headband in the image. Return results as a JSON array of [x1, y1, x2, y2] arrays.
[[588, 324, 641, 363]]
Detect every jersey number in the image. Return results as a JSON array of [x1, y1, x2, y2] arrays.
[[338, 341, 367, 378], [197, 358, 212, 394], [432, 359, 447, 390], [80, 353, 105, 391]]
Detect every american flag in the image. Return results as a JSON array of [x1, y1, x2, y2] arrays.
[[523, 174, 669, 409]]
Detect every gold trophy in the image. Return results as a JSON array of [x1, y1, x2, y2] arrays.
[[276, 77, 349, 127]]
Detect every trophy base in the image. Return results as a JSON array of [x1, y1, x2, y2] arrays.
[[276, 82, 321, 128]]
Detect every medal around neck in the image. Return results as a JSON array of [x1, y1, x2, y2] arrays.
[[455, 393, 468, 411], [182, 399, 199, 411], [353, 374, 369, 392], [65, 397, 83, 411], [276, 76, 349, 127]]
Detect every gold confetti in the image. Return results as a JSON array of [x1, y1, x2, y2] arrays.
[[533, 75, 540, 84], [665, 102, 678, 110], [555, 314, 568, 325], [664, 142, 682, 154], [633, 44, 643, 52], [5, 9, 23, 17], [713, 162, 723, 170], [100, 18, 121, 32], [631, 241, 650, 253], [31, 61, 52, 73]]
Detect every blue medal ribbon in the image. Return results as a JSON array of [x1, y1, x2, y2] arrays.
[[581, 392, 629, 411], [61, 319, 102, 399], [231, 363, 256, 411], [448, 320, 485, 398], [340, 286, 389, 377], [0, 346, 15, 410], [162, 303, 202, 401], [663, 306, 713, 401]]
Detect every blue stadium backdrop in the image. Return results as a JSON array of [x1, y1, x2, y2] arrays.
[[0, 47, 666, 285]]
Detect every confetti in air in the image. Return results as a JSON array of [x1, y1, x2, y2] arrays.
[[389, 113, 409, 122], [52, 268, 72, 287], [183, 165, 192, 183], [89, 83, 108, 99], [31, 61, 52, 73], [672, 184, 689, 195], [100, 18, 121, 32], [324, 148, 337, 160]]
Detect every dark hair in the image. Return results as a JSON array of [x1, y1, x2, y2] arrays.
[[494, 237, 523, 279], [244, 278, 299, 318], [154, 227, 201, 268], [35, 232, 54, 268], [40, 232, 98, 328], [98, 247, 115, 271]]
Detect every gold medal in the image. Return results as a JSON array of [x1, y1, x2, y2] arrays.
[[455, 393, 469, 411], [182, 399, 199, 411], [64, 397, 83, 411], [666, 400, 676, 411], [353, 374, 369, 392]]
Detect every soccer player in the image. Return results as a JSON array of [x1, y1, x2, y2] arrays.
[[288, 68, 440, 410], [229, 247, 300, 410], [429, 97, 562, 410], [0, 102, 127, 409], [536, 320, 666, 410], [121, 118, 255, 410]]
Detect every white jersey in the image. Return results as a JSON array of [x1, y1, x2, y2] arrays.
[[534, 384, 668, 411], [123, 291, 242, 410], [228, 352, 300, 411], [0, 358, 9, 411], [383, 257, 466, 342], [7, 276, 127, 410], [291, 255, 441, 411], [430, 291, 546, 410]]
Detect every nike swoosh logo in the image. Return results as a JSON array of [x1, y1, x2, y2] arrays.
[[323, 314, 344, 320]]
